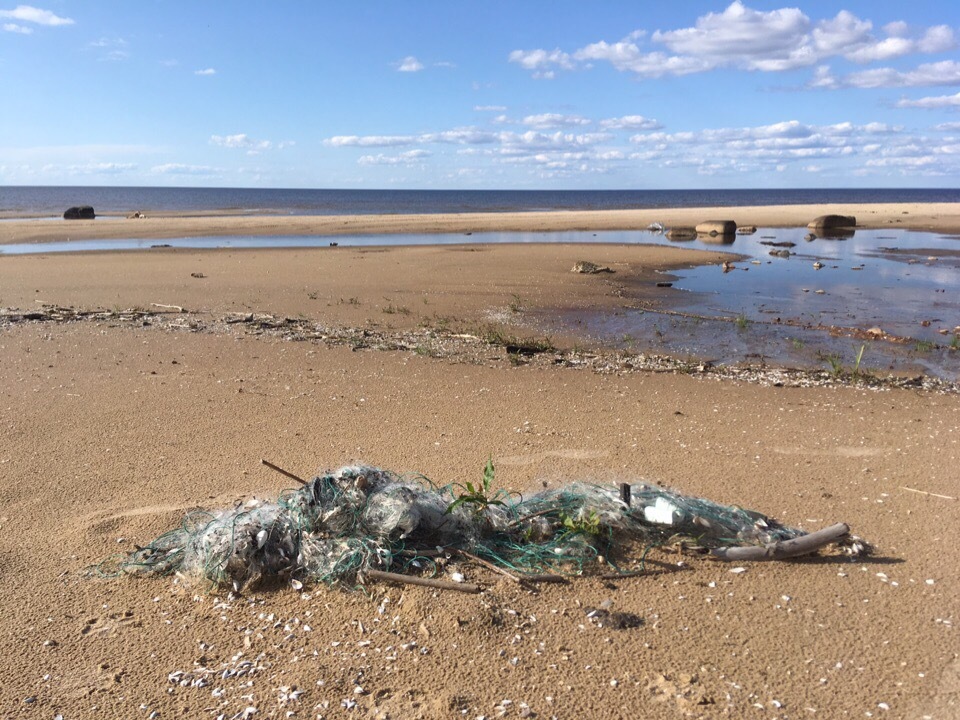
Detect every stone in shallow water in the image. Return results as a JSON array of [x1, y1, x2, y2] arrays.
[[695, 220, 736, 236], [63, 205, 95, 220], [808, 214, 856, 230]]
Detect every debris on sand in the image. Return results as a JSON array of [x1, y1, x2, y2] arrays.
[[107, 463, 869, 592]]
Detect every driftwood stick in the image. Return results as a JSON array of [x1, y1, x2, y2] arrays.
[[260, 459, 307, 486], [150, 303, 185, 313], [362, 569, 480, 594], [520, 573, 568, 584], [507, 507, 557, 528], [455, 548, 525, 585], [899, 486, 956, 501], [710, 523, 850, 561]]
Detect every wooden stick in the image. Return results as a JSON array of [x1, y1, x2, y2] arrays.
[[260, 459, 307, 485], [899, 486, 956, 500], [520, 573, 568, 584], [454, 548, 526, 585], [362, 569, 480, 594], [150, 303, 185, 313], [710, 523, 850, 561], [507, 507, 557, 528]]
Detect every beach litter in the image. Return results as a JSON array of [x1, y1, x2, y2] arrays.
[[105, 461, 869, 592]]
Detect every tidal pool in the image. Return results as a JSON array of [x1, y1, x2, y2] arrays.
[[2, 227, 957, 379]]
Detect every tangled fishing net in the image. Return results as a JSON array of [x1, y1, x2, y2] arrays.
[[113, 464, 868, 590]]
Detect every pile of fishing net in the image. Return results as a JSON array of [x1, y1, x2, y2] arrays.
[[116, 464, 868, 590]]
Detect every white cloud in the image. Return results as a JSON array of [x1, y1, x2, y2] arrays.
[[934, 121, 960, 131], [896, 91, 960, 109], [88, 38, 130, 61], [510, 3, 957, 83], [69, 162, 136, 174], [151, 163, 218, 175], [423, 129, 499, 144], [811, 60, 960, 90], [599, 115, 662, 130], [507, 48, 572, 72], [210, 133, 273, 152], [521, 113, 591, 129], [0, 5, 73, 26], [3, 21, 31, 33], [325, 135, 417, 147], [194, 68, 216, 76], [919, 25, 956, 54], [397, 56, 424, 72], [474, 105, 507, 112], [358, 149, 431, 166], [573, 43, 710, 77], [652, 1, 813, 70]]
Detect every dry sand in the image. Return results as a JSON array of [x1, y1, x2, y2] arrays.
[[1, 206, 958, 719]]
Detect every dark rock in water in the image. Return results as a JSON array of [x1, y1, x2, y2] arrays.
[[805, 233, 817, 241], [808, 214, 856, 230], [63, 205, 95, 220], [759, 240, 796, 248], [665, 227, 697, 241], [769, 249, 792, 258], [656, 281, 673, 287], [736, 225, 757, 235], [696, 220, 736, 237]]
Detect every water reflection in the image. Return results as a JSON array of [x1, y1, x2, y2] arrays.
[[2, 226, 958, 378]]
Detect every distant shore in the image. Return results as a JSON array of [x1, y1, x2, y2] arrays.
[[3, 202, 960, 245]]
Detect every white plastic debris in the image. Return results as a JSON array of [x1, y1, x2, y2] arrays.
[[643, 497, 678, 525]]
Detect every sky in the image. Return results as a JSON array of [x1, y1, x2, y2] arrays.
[[2, 1, 960, 189]]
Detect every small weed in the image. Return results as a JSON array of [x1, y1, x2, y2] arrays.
[[560, 510, 601, 537], [950, 334, 960, 350], [825, 353, 844, 376], [852, 344, 866, 376], [307, 291, 319, 300], [790, 337, 804, 350], [735, 313, 749, 330], [383, 304, 412, 316], [508, 293, 524, 314], [481, 325, 555, 355], [446, 458, 507, 515], [622, 333, 635, 345], [914, 339, 935, 352], [338, 297, 361, 306]]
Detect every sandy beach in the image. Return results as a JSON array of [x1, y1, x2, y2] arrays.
[[1, 205, 958, 719], [4, 202, 960, 245]]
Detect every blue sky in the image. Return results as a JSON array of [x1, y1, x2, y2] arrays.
[[2, 1, 960, 189]]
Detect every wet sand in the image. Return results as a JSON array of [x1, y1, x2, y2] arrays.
[[1, 206, 959, 719]]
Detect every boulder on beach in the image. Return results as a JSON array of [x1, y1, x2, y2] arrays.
[[63, 205, 95, 220], [571, 260, 613, 274], [808, 215, 856, 230], [696, 220, 736, 237], [665, 227, 697, 241]]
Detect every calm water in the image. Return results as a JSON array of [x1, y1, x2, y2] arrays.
[[3, 185, 960, 218], [2, 226, 957, 379]]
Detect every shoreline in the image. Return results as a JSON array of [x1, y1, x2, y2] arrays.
[[3, 202, 960, 245]]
